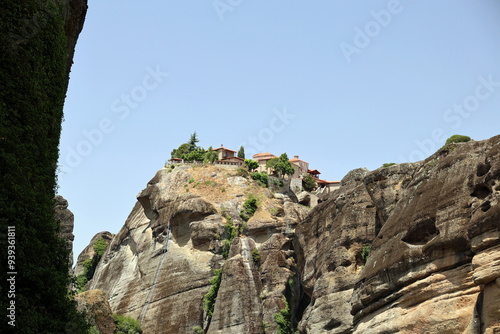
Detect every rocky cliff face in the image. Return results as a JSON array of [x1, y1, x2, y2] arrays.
[[295, 135, 500, 334], [74, 231, 114, 276], [84, 135, 500, 333], [87, 165, 309, 333], [55, 195, 75, 269]]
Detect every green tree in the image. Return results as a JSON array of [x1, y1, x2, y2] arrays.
[[0, 1, 91, 332], [204, 146, 219, 163], [188, 131, 200, 152], [245, 159, 259, 172], [265, 157, 279, 174], [185, 148, 206, 162], [302, 173, 317, 192], [171, 143, 190, 159], [275, 153, 295, 179], [113, 313, 142, 334], [238, 146, 245, 159]]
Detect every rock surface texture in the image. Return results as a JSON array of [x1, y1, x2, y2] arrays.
[[73, 231, 114, 276], [88, 165, 309, 333], [295, 135, 500, 333], [85, 135, 500, 333], [55, 195, 75, 268]]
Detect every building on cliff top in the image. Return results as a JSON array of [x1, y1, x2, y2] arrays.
[[252, 153, 340, 192], [168, 145, 244, 167]]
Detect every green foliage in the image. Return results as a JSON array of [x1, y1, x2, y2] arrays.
[[93, 237, 107, 259], [275, 153, 295, 179], [224, 216, 237, 241], [78, 238, 108, 293], [445, 134, 471, 145], [204, 268, 223, 318], [237, 146, 245, 159], [221, 215, 237, 259], [205, 146, 218, 163], [265, 157, 279, 172], [240, 193, 258, 221], [188, 131, 200, 151], [274, 296, 292, 334], [0, 1, 93, 331], [235, 167, 249, 178], [193, 326, 204, 334], [361, 244, 370, 264], [250, 171, 269, 187], [185, 148, 206, 162], [274, 276, 296, 334], [221, 240, 232, 259], [381, 163, 397, 168], [171, 143, 190, 159], [263, 321, 270, 333], [89, 325, 100, 334], [221, 187, 226, 192], [188, 176, 195, 184], [302, 173, 317, 192], [252, 248, 261, 264], [245, 159, 259, 172], [170, 164, 175, 169], [83, 259, 93, 277], [76, 274, 88, 294], [113, 313, 143, 334]]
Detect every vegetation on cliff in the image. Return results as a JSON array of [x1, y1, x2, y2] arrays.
[[0, 1, 89, 332], [76, 238, 108, 293]]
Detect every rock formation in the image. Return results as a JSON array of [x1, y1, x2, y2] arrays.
[[74, 231, 114, 276], [75, 289, 116, 334], [86, 164, 309, 333], [295, 135, 500, 333], [84, 135, 500, 333], [55, 195, 75, 269]]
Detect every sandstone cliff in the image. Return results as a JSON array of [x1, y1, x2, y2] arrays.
[[295, 135, 500, 333], [74, 231, 114, 276], [84, 135, 500, 333], [55, 195, 76, 269], [87, 165, 309, 333]]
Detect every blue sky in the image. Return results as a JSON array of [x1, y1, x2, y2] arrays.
[[58, 0, 500, 264]]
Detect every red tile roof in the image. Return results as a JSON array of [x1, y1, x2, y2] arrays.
[[212, 146, 236, 153], [289, 158, 306, 163], [221, 156, 244, 161], [253, 152, 274, 157]]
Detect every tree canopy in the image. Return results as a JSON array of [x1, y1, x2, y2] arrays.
[[302, 173, 317, 192], [245, 159, 259, 172], [188, 131, 200, 151], [274, 153, 295, 179], [237, 146, 245, 159]]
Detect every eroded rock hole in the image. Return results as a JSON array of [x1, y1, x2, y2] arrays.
[[375, 212, 382, 236], [402, 218, 439, 245], [477, 161, 491, 177], [324, 318, 341, 330], [471, 184, 492, 200], [481, 201, 491, 212]]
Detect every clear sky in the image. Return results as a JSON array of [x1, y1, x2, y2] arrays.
[[58, 0, 500, 264]]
